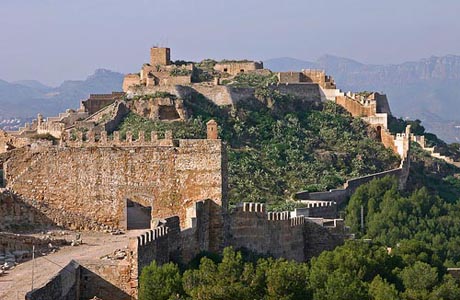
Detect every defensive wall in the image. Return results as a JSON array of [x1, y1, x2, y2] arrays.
[[292, 202, 338, 219], [25, 259, 133, 300], [213, 61, 264, 76], [3, 129, 227, 230], [82, 92, 125, 115], [335, 95, 376, 117], [268, 83, 322, 101], [295, 125, 411, 204], [278, 69, 336, 89], [0, 188, 55, 230]]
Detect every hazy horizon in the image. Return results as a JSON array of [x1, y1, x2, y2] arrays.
[[1, 0, 460, 85]]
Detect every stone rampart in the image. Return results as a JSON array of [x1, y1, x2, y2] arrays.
[[0, 189, 54, 230], [214, 61, 263, 76], [295, 168, 403, 205], [25, 260, 81, 300], [26, 259, 133, 300], [82, 92, 125, 115], [269, 83, 322, 101], [226, 202, 342, 261], [4, 135, 226, 230], [79, 260, 132, 300], [336, 95, 376, 117], [293, 202, 337, 219]]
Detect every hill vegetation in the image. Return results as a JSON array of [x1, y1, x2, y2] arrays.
[[116, 87, 399, 208], [139, 245, 460, 300]]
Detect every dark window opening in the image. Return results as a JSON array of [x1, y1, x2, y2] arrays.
[[223, 68, 228, 72], [0, 163, 4, 188], [376, 126, 382, 141], [126, 199, 152, 230], [240, 69, 244, 73]]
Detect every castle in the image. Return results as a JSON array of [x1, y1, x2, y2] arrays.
[[0, 47, 416, 300]]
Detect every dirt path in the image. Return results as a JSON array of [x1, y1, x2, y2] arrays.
[[0, 230, 143, 300]]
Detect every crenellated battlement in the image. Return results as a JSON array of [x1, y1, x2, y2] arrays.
[[136, 226, 169, 246], [242, 202, 266, 213], [290, 216, 305, 227], [267, 211, 290, 221], [61, 130, 177, 147]]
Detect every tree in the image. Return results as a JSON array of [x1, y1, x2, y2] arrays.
[[399, 261, 439, 300], [265, 259, 311, 300], [139, 261, 183, 300], [369, 275, 400, 300]]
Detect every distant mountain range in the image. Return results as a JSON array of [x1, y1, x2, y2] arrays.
[[0, 69, 124, 122], [265, 55, 460, 143], [1, 55, 460, 142]]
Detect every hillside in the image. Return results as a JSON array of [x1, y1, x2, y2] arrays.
[[266, 55, 460, 143], [115, 90, 400, 208]]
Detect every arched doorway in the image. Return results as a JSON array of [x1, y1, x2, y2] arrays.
[[123, 194, 153, 230]]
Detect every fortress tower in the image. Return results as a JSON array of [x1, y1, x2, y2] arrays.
[[150, 47, 171, 66]]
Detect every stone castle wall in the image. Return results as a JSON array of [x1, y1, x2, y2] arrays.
[[335, 95, 376, 117], [0, 189, 55, 230], [26, 260, 81, 300], [269, 83, 322, 101], [4, 135, 226, 230], [227, 203, 306, 261], [214, 61, 263, 76], [26, 259, 133, 300]]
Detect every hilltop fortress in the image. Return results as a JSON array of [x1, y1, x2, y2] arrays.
[[0, 47, 416, 300]]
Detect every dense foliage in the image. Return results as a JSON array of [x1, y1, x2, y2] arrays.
[[116, 93, 399, 207], [346, 158, 460, 267], [139, 245, 460, 300]]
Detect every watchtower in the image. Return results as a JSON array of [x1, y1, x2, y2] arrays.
[[150, 47, 171, 66]]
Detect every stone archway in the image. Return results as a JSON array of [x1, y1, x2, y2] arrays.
[[121, 193, 154, 230]]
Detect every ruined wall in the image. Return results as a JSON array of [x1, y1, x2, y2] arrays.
[[302, 70, 336, 89], [192, 85, 255, 106], [128, 97, 186, 121], [5, 136, 226, 230], [278, 72, 302, 83], [26, 259, 133, 300], [0, 130, 29, 153], [0, 189, 54, 230], [82, 92, 125, 115], [214, 61, 263, 76], [123, 74, 141, 92], [26, 260, 81, 300], [278, 70, 336, 89], [79, 260, 132, 300]]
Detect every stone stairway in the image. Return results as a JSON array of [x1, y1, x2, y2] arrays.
[[413, 136, 460, 168]]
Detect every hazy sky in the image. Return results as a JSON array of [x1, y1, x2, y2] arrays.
[[1, 0, 460, 86]]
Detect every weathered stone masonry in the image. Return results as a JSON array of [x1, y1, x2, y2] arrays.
[[4, 135, 227, 230]]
